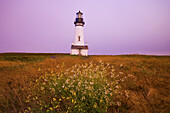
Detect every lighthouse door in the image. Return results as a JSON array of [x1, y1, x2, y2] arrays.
[[78, 49, 82, 56]]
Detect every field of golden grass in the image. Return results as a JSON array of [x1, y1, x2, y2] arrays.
[[0, 53, 169, 112]]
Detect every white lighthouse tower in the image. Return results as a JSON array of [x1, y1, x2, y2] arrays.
[[71, 11, 88, 56]]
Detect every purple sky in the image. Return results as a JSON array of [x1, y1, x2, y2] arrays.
[[0, 0, 170, 55]]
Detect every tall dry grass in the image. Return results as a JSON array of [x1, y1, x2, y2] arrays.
[[0, 53, 169, 112]]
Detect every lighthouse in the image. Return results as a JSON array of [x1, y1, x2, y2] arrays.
[[71, 11, 88, 56]]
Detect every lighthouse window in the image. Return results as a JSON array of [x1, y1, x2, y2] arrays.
[[78, 36, 81, 41]]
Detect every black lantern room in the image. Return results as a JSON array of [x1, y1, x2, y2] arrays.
[[74, 11, 85, 26]]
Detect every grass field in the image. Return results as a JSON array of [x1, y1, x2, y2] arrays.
[[0, 53, 169, 113]]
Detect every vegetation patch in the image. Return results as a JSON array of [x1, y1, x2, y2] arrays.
[[25, 61, 134, 112], [0, 54, 169, 113]]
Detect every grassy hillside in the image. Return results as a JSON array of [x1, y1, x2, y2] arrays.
[[0, 53, 169, 112]]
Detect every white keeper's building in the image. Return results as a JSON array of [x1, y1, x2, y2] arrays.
[[71, 11, 88, 56]]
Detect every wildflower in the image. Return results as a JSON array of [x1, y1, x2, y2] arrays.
[[90, 82, 94, 85], [78, 82, 81, 86], [100, 99, 103, 103], [115, 85, 119, 89], [111, 69, 115, 72], [64, 87, 68, 91], [99, 60, 102, 63], [119, 72, 123, 74], [74, 105, 77, 108], [66, 97, 70, 99], [65, 79, 69, 84], [51, 88, 55, 92], [26, 61, 127, 112], [54, 105, 59, 109], [28, 107, 31, 110], [53, 98, 56, 101], [114, 89, 119, 94], [125, 90, 130, 97], [121, 78, 125, 82], [82, 96, 85, 100], [26, 100, 30, 103], [53, 82, 58, 86], [110, 92, 113, 96], [38, 68, 41, 71], [42, 82, 46, 85], [120, 64, 123, 67], [62, 96, 65, 99], [72, 99, 74, 103], [110, 102, 114, 106], [93, 103, 97, 108], [49, 107, 53, 110], [41, 87, 44, 90], [117, 102, 121, 106]]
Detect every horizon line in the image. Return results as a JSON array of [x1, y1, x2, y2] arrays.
[[0, 52, 170, 56]]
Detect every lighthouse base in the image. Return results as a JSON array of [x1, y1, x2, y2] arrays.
[[71, 45, 88, 56]]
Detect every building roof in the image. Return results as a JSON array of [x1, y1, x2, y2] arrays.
[[71, 45, 88, 49]]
